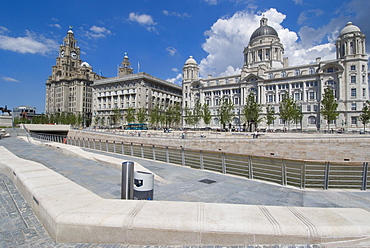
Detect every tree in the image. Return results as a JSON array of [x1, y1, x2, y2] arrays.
[[292, 104, 303, 131], [279, 95, 296, 130], [150, 104, 161, 128], [359, 100, 370, 133], [321, 87, 339, 131], [183, 105, 195, 127], [136, 108, 147, 124], [242, 93, 262, 131], [218, 96, 234, 130], [172, 103, 182, 128], [111, 107, 122, 127], [77, 113, 82, 127], [94, 116, 100, 128], [125, 107, 136, 124], [202, 103, 212, 127], [192, 100, 202, 129], [266, 105, 276, 130]]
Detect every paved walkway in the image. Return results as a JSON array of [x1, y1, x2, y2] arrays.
[[1, 130, 369, 246]]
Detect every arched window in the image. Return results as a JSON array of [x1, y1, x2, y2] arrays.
[[308, 116, 316, 125], [294, 69, 300, 76], [213, 118, 219, 126], [281, 71, 287, 78], [309, 67, 315, 75]]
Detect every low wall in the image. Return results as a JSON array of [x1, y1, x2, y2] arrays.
[[68, 130, 370, 162]]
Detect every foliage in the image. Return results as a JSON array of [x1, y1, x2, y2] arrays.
[[242, 93, 262, 131], [218, 96, 234, 129], [192, 100, 202, 128], [149, 104, 162, 128], [136, 108, 147, 124], [279, 95, 296, 130], [125, 107, 136, 124], [320, 87, 339, 130], [111, 107, 122, 126], [292, 104, 303, 130], [359, 100, 370, 133], [266, 105, 276, 129], [94, 116, 100, 127], [172, 103, 182, 128], [202, 103, 212, 126]]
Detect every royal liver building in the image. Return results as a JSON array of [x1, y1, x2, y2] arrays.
[[182, 17, 369, 131]]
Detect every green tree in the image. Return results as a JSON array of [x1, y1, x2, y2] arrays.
[[279, 95, 295, 130], [242, 93, 262, 131], [192, 100, 202, 129], [125, 107, 136, 124], [77, 113, 82, 127], [266, 105, 276, 130], [359, 100, 370, 133], [94, 116, 100, 127], [218, 96, 234, 130], [100, 117, 105, 127], [150, 105, 161, 128], [293, 104, 303, 131], [321, 87, 339, 131], [111, 107, 122, 127], [183, 105, 195, 127], [172, 103, 182, 128], [136, 108, 147, 123], [202, 103, 212, 127]]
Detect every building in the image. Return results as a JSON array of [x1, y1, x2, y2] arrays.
[[92, 54, 182, 127], [182, 17, 369, 131], [12, 105, 36, 119], [45, 28, 104, 126]]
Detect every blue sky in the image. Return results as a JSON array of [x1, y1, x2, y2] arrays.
[[1, 0, 369, 113]]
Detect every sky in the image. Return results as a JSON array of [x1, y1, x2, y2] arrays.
[[1, 0, 369, 114]]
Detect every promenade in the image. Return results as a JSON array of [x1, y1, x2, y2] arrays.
[[0, 129, 370, 247]]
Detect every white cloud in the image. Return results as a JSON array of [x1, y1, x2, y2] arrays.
[[0, 29, 58, 55], [49, 23, 62, 29], [171, 68, 179, 72], [129, 13, 156, 26], [292, 0, 303, 4], [163, 10, 191, 18], [166, 73, 182, 85], [198, 8, 341, 77], [0, 26, 8, 34], [84, 25, 112, 39], [166, 46, 177, 56], [2, 76, 19, 82], [205, 0, 218, 5]]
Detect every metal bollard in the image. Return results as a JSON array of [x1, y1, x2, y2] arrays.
[[121, 161, 134, 199]]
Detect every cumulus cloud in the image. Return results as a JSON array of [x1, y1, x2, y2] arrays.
[[163, 10, 191, 18], [2, 76, 19, 82], [197, 8, 344, 78], [166, 46, 177, 56], [166, 73, 182, 85], [49, 23, 62, 29], [0, 26, 8, 34], [0, 29, 58, 55], [129, 13, 157, 32]]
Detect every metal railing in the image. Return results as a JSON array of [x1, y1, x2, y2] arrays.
[[29, 132, 369, 191]]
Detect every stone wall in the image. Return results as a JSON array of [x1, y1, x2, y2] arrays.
[[68, 130, 370, 162]]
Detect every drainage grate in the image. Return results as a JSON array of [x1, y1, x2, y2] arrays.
[[199, 179, 217, 184]]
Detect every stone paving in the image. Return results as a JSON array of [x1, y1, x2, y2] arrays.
[[3, 130, 369, 246]]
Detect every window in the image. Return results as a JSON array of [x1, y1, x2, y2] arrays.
[[267, 95, 274, 102], [351, 116, 357, 125], [351, 75, 356, 84], [307, 105, 311, 112], [234, 98, 239, 105], [309, 67, 315, 75], [294, 69, 300, 76], [351, 103, 357, 110], [308, 116, 316, 124], [350, 65, 356, 71], [268, 73, 274, 79], [351, 88, 357, 97], [294, 92, 302, 101], [314, 105, 318, 112], [327, 68, 334, 73], [363, 88, 366, 97], [309, 91, 315, 100], [281, 71, 287, 78]]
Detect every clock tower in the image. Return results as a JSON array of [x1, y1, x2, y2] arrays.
[[45, 27, 104, 127]]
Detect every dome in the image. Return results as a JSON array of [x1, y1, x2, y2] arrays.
[[250, 16, 278, 41], [185, 56, 197, 65], [340, 22, 361, 36], [81, 62, 91, 68]]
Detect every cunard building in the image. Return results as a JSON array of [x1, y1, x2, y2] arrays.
[[45, 28, 104, 126], [182, 17, 369, 131], [92, 54, 182, 127]]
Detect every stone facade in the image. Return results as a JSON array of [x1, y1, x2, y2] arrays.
[[182, 18, 369, 131], [92, 55, 182, 127], [45, 28, 104, 126]]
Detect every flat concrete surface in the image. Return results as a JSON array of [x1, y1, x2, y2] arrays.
[[1, 130, 370, 247]]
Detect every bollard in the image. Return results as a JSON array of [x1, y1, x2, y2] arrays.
[[121, 161, 134, 199]]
